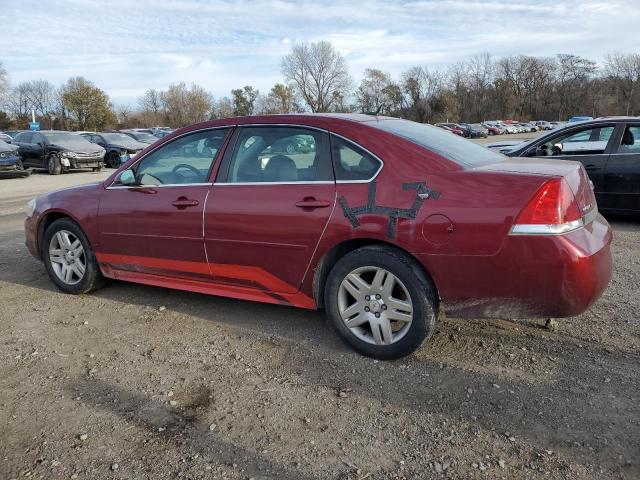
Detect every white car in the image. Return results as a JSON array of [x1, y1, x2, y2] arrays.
[[502, 124, 520, 134]]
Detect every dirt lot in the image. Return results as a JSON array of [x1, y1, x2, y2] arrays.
[[0, 169, 638, 480]]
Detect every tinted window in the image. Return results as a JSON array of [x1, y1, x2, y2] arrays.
[[31, 133, 45, 144], [616, 126, 640, 153], [135, 128, 229, 186], [330, 136, 381, 181], [224, 127, 330, 183], [372, 119, 504, 167], [538, 126, 614, 156], [15, 132, 33, 143]]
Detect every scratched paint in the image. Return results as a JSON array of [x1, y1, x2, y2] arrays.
[[338, 181, 440, 238]]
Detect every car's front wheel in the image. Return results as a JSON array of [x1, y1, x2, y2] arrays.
[[47, 154, 62, 175], [324, 246, 437, 359], [43, 218, 105, 294]]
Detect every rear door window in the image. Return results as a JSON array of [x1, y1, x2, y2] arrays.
[[330, 136, 382, 181], [222, 126, 332, 183], [617, 126, 640, 153]]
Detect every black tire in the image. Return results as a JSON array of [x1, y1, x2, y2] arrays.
[[42, 218, 105, 294], [324, 245, 437, 360], [107, 152, 120, 168], [16, 159, 24, 170], [92, 166, 102, 172], [47, 154, 62, 175]]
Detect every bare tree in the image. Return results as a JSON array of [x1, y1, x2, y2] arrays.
[[0, 62, 9, 105], [213, 96, 234, 119], [401, 66, 446, 122], [553, 54, 597, 120], [281, 41, 352, 112], [115, 103, 134, 126], [259, 83, 298, 114], [605, 53, 640, 116], [356, 68, 399, 114], [138, 89, 164, 125]]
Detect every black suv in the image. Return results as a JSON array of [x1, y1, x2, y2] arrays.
[[492, 117, 640, 214], [81, 132, 147, 168], [14, 131, 105, 175]]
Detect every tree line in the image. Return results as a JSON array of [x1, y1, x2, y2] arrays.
[[1, 42, 639, 131]]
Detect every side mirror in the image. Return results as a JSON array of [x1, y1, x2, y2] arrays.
[[118, 169, 136, 186]]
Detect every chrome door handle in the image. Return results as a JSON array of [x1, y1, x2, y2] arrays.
[[295, 199, 331, 208], [172, 198, 199, 208]]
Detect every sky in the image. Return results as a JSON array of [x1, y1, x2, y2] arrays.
[[1, 0, 639, 105]]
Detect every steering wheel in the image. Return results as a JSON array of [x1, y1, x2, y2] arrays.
[[171, 163, 201, 181]]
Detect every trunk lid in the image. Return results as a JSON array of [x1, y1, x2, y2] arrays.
[[475, 157, 596, 218]]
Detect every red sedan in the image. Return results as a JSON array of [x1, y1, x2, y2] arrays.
[[24, 114, 613, 359]]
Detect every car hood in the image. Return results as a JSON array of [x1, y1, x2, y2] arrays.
[[36, 181, 102, 204], [0, 141, 18, 153], [107, 140, 147, 150], [51, 144, 104, 155]]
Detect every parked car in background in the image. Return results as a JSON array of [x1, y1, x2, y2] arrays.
[[502, 124, 520, 134], [518, 122, 538, 133], [534, 121, 553, 130], [0, 133, 13, 143], [14, 131, 105, 174], [462, 123, 489, 138], [0, 138, 31, 178], [496, 117, 640, 214], [81, 132, 147, 168], [568, 116, 593, 123], [435, 124, 464, 136], [25, 114, 612, 359], [483, 123, 504, 135], [120, 129, 161, 145]]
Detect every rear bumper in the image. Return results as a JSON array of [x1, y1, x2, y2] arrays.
[[422, 214, 613, 318]]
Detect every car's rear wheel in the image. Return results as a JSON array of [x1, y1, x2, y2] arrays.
[[16, 159, 24, 170], [43, 218, 105, 294], [47, 154, 62, 175], [324, 246, 437, 359]]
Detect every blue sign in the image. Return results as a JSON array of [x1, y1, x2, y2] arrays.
[[29, 122, 40, 131]]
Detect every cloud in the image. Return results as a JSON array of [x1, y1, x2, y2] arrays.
[[0, 0, 639, 104]]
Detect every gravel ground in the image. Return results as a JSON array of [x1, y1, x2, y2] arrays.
[[0, 169, 638, 480]]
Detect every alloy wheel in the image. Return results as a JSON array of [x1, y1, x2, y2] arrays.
[[338, 266, 414, 346], [48, 230, 86, 285]]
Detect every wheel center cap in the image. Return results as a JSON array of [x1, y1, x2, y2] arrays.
[[369, 300, 382, 313]]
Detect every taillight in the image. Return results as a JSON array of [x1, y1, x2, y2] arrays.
[[511, 178, 584, 235]]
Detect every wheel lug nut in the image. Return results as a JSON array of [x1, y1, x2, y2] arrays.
[[375, 313, 380, 318], [375, 294, 381, 299], [382, 305, 387, 310], [364, 307, 370, 312], [365, 295, 370, 301]]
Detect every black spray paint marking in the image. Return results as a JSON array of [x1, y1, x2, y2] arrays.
[[338, 181, 440, 238]]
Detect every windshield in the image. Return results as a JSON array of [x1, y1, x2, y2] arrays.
[[43, 133, 97, 149], [131, 132, 158, 143], [101, 133, 141, 145], [372, 118, 504, 167]]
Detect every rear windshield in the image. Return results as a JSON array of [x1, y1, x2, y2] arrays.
[[371, 118, 504, 167]]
